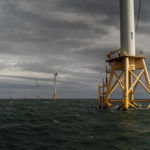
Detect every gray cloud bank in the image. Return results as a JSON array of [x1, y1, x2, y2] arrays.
[[0, 0, 149, 98]]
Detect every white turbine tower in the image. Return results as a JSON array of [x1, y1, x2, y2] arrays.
[[36, 81, 40, 99], [53, 73, 58, 100], [120, 0, 135, 56]]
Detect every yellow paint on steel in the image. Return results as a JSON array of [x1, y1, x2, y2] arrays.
[[99, 51, 150, 110], [53, 94, 58, 100], [142, 59, 150, 89], [129, 71, 134, 101], [147, 104, 150, 110], [128, 70, 144, 93], [114, 71, 124, 90], [124, 57, 129, 110], [37, 96, 40, 100], [110, 99, 150, 102]]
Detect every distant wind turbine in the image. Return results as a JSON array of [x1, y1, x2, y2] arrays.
[[53, 73, 58, 100], [35, 80, 40, 99]]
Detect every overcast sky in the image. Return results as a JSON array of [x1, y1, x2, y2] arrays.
[[0, 0, 149, 99]]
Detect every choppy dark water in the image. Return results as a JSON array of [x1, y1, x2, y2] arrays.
[[0, 99, 149, 150]]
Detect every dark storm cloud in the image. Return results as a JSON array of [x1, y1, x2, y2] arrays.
[[0, 0, 149, 98], [136, 26, 150, 35], [59, 0, 119, 16], [0, 2, 90, 43], [0, 0, 110, 60], [58, 0, 121, 28], [136, 0, 150, 22], [59, 0, 150, 26]]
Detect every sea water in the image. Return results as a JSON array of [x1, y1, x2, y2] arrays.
[[0, 99, 149, 150]]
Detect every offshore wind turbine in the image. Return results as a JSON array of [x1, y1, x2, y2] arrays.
[[98, 0, 150, 110], [53, 73, 58, 100], [35, 80, 40, 99]]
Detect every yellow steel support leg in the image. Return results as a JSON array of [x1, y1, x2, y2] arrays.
[[53, 94, 58, 100], [108, 72, 124, 96], [129, 72, 134, 101], [129, 72, 138, 108], [104, 68, 113, 108], [142, 59, 150, 89], [130, 70, 150, 93], [101, 54, 150, 110], [114, 72, 125, 90], [123, 57, 129, 110], [129, 102, 137, 109], [142, 59, 150, 108], [147, 104, 150, 110], [132, 70, 144, 94]]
